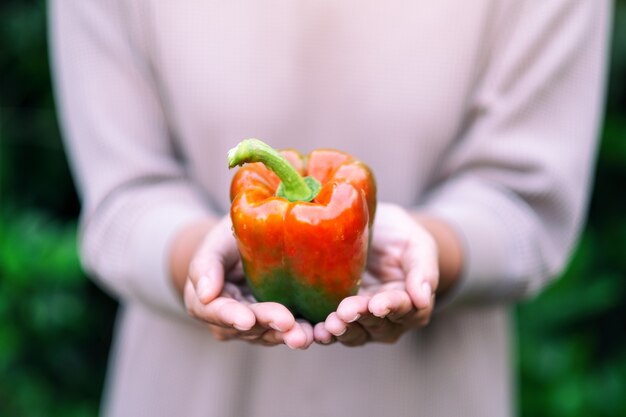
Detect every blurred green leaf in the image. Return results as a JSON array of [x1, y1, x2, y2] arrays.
[[0, 210, 117, 417]]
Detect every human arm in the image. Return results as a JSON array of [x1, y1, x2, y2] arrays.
[[50, 0, 313, 347], [50, 0, 210, 318], [316, 0, 611, 345], [170, 216, 314, 348], [315, 203, 461, 345], [421, 0, 611, 306]]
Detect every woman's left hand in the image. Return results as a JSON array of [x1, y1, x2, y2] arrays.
[[314, 203, 439, 346]]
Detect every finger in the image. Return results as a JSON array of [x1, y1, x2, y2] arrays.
[[257, 322, 313, 348], [184, 279, 246, 327], [403, 235, 438, 310], [335, 296, 370, 323], [334, 322, 369, 347], [282, 320, 314, 350], [235, 302, 295, 343], [369, 290, 415, 322], [314, 322, 336, 345], [408, 280, 434, 311], [207, 324, 239, 341], [188, 217, 239, 304], [360, 316, 390, 334], [410, 294, 436, 327], [184, 279, 218, 322], [259, 329, 284, 345], [299, 320, 315, 348], [325, 312, 348, 337], [248, 302, 296, 332], [188, 256, 225, 304], [201, 297, 256, 331], [333, 294, 381, 345], [239, 329, 269, 341]]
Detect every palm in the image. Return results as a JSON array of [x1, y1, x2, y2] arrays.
[[314, 203, 439, 346], [185, 216, 314, 349]]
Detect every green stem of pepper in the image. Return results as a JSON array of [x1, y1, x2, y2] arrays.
[[227, 138, 321, 202]]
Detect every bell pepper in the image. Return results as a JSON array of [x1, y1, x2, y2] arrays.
[[228, 139, 376, 323]]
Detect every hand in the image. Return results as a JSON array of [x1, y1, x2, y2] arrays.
[[184, 216, 314, 349], [314, 203, 439, 346]]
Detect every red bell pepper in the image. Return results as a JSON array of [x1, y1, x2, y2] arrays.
[[228, 139, 376, 323]]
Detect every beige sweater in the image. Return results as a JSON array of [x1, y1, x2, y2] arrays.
[[51, 1, 610, 416]]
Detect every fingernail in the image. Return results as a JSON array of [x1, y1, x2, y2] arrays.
[[347, 313, 361, 323], [269, 322, 283, 332], [233, 322, 251, 331], [333, 327, 347, 337]]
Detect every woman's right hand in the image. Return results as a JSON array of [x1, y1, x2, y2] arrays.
[[182, 216, 314, 349]]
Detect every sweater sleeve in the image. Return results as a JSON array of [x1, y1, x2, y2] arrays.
[[423, 0, 611, 306], [50, 0, 212, 318]]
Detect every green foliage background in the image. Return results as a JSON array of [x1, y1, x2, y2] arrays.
[[1, 1, 625, 416]]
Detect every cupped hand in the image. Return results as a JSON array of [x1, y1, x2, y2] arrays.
[[314, 203, 439, 346], [184, 216, 314, 349]]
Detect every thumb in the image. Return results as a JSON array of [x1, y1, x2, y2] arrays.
[[402, 234, 439, 310], [188, 217, 237, 304]]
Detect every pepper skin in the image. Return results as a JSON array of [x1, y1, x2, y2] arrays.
[[228, 139, 376, 323]]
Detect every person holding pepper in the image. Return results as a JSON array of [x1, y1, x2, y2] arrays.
[[50, 1, 610, 416]]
